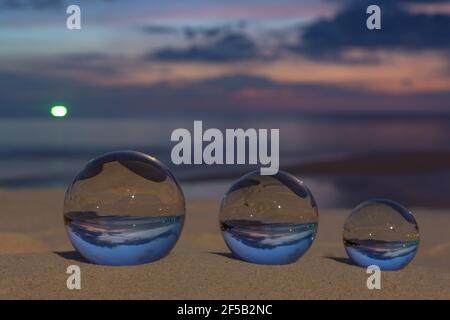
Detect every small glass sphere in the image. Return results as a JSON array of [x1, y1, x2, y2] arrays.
[[63, 151, 185, 266], [343, 199, 420, 271], [219, 170, 318, 265]]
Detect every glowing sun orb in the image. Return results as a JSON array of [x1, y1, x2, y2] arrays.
[[50, 105, 68, 118]]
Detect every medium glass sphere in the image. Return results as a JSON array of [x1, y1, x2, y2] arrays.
[[343, 199, 420, 270], [63, 151, 185, 266], [219, 170, 318, 265]]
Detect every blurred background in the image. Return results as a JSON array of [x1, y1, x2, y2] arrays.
[[1, 0, 450, 207]]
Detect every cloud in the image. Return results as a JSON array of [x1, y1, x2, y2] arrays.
[[140, 23, 246, 41], [149, 32, 269, 62], [140, 23, 244, 39], [325, 0, 448, 4], [143, 0, 450, 64], [0, 0, 63, 9], [0, 0, 122, 10], [2, 67, 450, 119], [292, 0, 450, 61], [183, 22, 246, 39], [140, 25, 179, 35], [28, 52, 127, 77], [183, 26, 229, 40]]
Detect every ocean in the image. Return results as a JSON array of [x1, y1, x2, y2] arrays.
[[2, 116, 450, 207]]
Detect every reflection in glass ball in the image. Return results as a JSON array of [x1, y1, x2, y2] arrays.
[[220, 170, 318, 265], [343, 199, 420, 270], [63, 151, 185, 266]]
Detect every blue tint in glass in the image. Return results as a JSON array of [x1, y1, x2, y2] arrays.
[[220, 171, 318, 265], [64, 151, 185, 266], [343, 199, 419, 271]]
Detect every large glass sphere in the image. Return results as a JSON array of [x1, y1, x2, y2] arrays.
[[343, 199, 420, 270], [63, 151, 185, 266], [219, 170, 318, 265]]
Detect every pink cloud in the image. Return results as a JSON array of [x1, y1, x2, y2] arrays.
[[406, 3, 450, 15], [99, 3, 338, 25]]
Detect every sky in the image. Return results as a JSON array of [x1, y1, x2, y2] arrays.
[[1, 0, 450, 206], [0, 0, 450, 118]]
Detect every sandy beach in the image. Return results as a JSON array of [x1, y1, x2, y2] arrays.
[[0, 188, 449, 300]]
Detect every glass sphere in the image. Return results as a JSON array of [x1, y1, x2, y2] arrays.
[[63, 151, 185, 266], [343, 199, 420, 270], [219, 170, 318, 265]]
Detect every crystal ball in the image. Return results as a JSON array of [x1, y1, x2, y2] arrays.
[[63, 151, 185, 266], [343, 199, 420, 270], [219, 170, 318, 265]]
